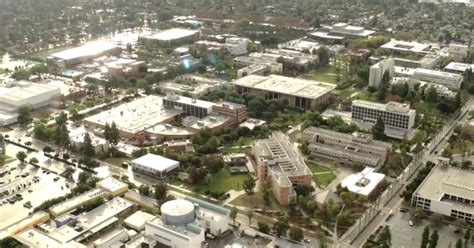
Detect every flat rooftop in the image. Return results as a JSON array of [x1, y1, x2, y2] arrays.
[[49, 41, 119, 60], [231, 74, 335, 99], [416, 166, 474, 202], [142, 28, 200, 41], [165, 94, 215, 109], [304, 127, 392, 149], [341, 167, 385, 196], [381, 40, 432, 53], [84, 95, 182, 134], [352, 100, 414, 114], [0, 82, 60, 104], [96, 176, 128, 194], [185, 114, 232, 130], [253, 132, 311, 187], [124, 210, 156, 230], [444, 62, 474, 73], [49, 189, 106, 216], [15, 228, 86, 248], [309, 31, 345, 40], [132, 153, 179, 173]]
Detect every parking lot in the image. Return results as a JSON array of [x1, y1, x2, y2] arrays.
[[385, 210, 465, 248], [0, 162, 70, 228]]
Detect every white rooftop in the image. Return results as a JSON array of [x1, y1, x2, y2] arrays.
[[142, 28, 200, 41], [445, 62, 474, 73], [0, 81, 61, 107], [96, 176, 128, 193], [341, 167, 385, 196], [84, 95, 182, 134], [231, 74, 335, 99], [124, 210, 157, 230], [381, 39, 432, 54], [49, 41, 119, 60], [132, 153, 179, 173]]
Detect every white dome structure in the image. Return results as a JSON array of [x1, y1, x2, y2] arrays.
[[160, 199, 195, 225]]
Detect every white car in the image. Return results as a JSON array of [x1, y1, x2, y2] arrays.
[[409, 220, 414, 226]]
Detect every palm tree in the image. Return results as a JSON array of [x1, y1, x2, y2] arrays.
[[247, 211, 254, 227]]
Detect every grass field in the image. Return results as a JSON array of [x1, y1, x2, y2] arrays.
[[0, 155, 14, 166], [301, 66, 339, 84], [103, 157, 131, 167], [230, 191, 287, 211], [173, 167, 250, 194], [306, 161, 335, 187], [25, 45, 75, 61]]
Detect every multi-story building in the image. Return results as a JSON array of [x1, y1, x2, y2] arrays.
[[212, 101, 247, 125], [252, 132, 312, 205], [224, 37, 250, 56], [131, 153, 180, 178], [412, 165, 474, 223], [309, 23, 375, 42], [237, 64, 270, 78], [448, 43, 469, 61], [444, 62, 474, 74], [143, 197, 231, 247], [380, 40, 432, 55], [162, 94, 214, 119], [47, 41, 121, 67], [233, 56, 283, 74], [139, 28, 201, 47], [351, 100, 416, 138], [231, 74, 335, 110], [0, 81, 61, 126], [302, 127, 392, 167], [369, 57, 395, 88], [395, 67, 464, 90]]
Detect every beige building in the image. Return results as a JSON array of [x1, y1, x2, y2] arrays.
[[252, 132, 312, 205], [231, 75, 335, 110], [303, 127, 392, 167]]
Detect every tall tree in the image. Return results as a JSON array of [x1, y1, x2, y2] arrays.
[[154, 182, 168, 203], [465, 227, 471, 248], [243, 177, 256, 196], [378, 226, 392, 248], [289, 226, 304, 241], [230, 206, 238, 225], [455, 239, 463, 248], [109, 122, 120, 146], [17, 106, 31, 125], [425, 85, 438, 103], [318, 47, 330, 67], [82, 133, 95, 157], [372, 117, 386, 140], [16, 151, 27, 163], [421, 226, 430, 248], [247, 211, 254, 226], [273, 216, 290, 236], [377, 71, 390, 101], [429, 229, 439, 248]]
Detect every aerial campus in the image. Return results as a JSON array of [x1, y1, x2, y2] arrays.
[[0, 1, 473, 248]]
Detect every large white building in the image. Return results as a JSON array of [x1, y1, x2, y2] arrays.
[[231, 74, 335, 110], [47, 41, 120, 67], [395, 66, 463, 90], [369, 57, 395, 88], [380, 40, 432, 54], [0, 81, 61, 126], [412, 165, 474, 223], [444, 62, 474, 74], [143, 197, 231, 248], [351, 100, 416, 139], [224, 37, 250, 56], [131, 153, 179, 178], [302, 127, 392, 167], [341, 167, 385, 197], [140, 28, 201, 47]]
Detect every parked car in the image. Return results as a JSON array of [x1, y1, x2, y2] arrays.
[[409, 220, 414, 226]]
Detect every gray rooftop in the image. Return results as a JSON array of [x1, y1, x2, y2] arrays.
[[231, 75, 335, 99]]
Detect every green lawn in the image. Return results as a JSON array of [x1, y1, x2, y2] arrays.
[[0, 68, 6, 74], [301, 66, 339, 84], [0, 155, 14, 166], [103, 157, 131, 167], [175, 167, 250, 194], [25, 45, 75, 61], [306, 161, 335, 187], [230, 191, 287, 212]]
